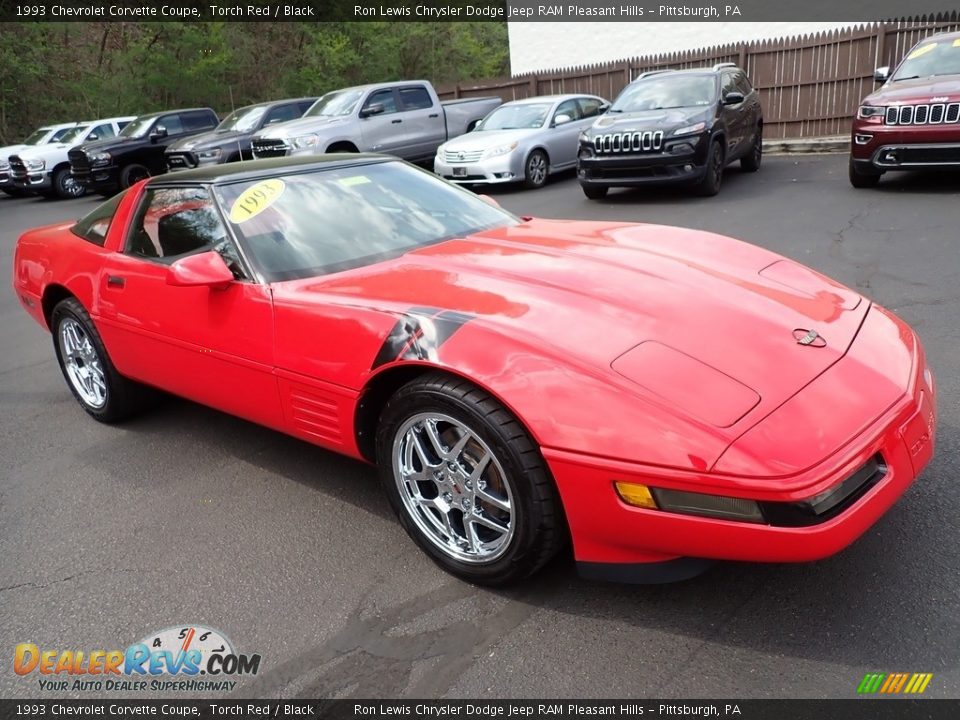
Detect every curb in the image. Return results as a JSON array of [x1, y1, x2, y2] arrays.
[[764, 136, 849, 155]]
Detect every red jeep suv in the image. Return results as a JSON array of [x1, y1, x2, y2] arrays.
[[850, 30, 960, 188]]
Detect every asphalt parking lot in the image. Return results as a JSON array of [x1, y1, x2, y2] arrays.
[[1, 153, 959, 700]]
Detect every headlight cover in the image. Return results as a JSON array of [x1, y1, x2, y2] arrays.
[[26, 158, 45, 170], [857, 105, 886, 121], [290, 134, 319, 150], [483, 142, 518, 158], [197, 148, 222, 161], [90, 152, 111, 167], [673, 121, 707, 136]]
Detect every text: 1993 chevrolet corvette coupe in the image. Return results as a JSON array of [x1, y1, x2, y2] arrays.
[[13, 155, 936, 584]]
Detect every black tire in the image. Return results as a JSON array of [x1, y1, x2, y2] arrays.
[[849, 157, 881, 188], [523, 150, 549, 189], [581, 183, 608, 200], [120, 163, 151, 189], [740, 126, 762, 172], [53, 167, 86, 199], [695, 139, 724, 196], [376, 372, 565, 586], [51, 297, 151, 423]]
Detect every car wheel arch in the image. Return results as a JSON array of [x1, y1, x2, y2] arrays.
[[353, 362, 543, 465], [326, 141, 360, 153], [41, 284, 77, 330]]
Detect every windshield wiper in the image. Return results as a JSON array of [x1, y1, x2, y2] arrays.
[[893, 75, 922, 81], [607, 108, 623, 113]]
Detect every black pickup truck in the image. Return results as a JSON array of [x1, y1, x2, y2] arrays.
[[69, 108, 219, 195], [165, 97, 316, 171]]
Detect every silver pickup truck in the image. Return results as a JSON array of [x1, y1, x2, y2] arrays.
[[251, 80, 501, 163]]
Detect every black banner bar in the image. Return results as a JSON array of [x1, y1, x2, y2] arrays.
[[2, 700, 960, 720], [0, 0, 958, 23]]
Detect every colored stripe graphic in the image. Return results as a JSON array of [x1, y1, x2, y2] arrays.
[[858, 672, 932, 694]]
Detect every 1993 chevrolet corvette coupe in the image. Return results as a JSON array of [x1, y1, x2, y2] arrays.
[[13, 155, 936, 585]]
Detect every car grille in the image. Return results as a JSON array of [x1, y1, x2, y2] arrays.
[[68, 149, 91, 173], [251, 139, 289, 158], [593, 131, 664, 154], [166, 152, 197, 170], [885, 103, 960, 125], [442, 149, 484, 164], [9, 155, 27, 180]]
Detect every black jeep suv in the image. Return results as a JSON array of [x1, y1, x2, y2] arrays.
[[69, 108, 219, 195], [577, 64, 763, 198]]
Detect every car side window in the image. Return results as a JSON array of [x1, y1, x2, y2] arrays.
[[126, 187, 246, 278], [398, 86, 433, 111], [90, 123, 115, 141], [554, 99, 582, 123], [734, 72, 753, 96], [158, 114, 184, 135], [71, 191, 127, 247], [182, 111, 217, 132], [721, 72, 738, 98], [362, 89, 398, 115], [577, 97, 605, 119], [264, 104, 300, 126], [297, 100, 315, 115]]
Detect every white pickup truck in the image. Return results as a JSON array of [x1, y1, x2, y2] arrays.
[[1, 123, 80, 196], [251, 80, 501, 163]]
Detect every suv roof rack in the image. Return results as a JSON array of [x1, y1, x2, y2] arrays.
[[712, 62, 738, 71], [633, 69, 675, 81]]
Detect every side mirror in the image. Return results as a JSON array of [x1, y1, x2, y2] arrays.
[[166, 251, 233, 289], [722, 91, 745, 106], [478, 194, 501, 208], [553, 114, 572, 126], [874, 66, 890, 83], [150, 126, 168, 142], [359, 103, 385, 119], [87, 133, 98, 142], [598, 103, 611, 114]]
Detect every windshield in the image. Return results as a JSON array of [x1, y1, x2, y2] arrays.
[[23, 129, 49, 145], [304, 89, 364, 118], [478, 103, 552, 130], [59, 125, 92, 144], [217, 106, 267, 132], [118, 117, 155, 139], [612, 75, 717, 112], [893, 39, 960, 80], [215, 161, 517, 282]]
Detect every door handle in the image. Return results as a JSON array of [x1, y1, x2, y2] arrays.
[[391, 119, 402, 124], [428, 113, 439, 118], [106, 275, 125, 288]]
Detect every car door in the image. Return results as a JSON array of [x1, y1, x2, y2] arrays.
[[144, 114, 186, 172], [735, 71, 762, 141], [545, 98, 585, 170], [358, 88, 405, 156], [396, 84, 446, 161], [720, 71, 748, 159], [96, 185, 284, 429], [86, 122, 116, 143]]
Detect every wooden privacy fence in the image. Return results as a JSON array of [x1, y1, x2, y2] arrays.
[[436, 16, 960, 139]]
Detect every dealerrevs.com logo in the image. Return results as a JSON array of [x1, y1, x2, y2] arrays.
[[14, 625, 261, 692]]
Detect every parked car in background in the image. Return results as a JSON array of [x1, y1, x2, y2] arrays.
[[850, 30, 960, 188], [165, 97, 316, 171], [250, 81, 501, 163], [69, 108, 219, 196], [9, 117, 135, 199], [1, 123, 80, 196], [434, 94, 609, 189], [577, 64, 763, 198]]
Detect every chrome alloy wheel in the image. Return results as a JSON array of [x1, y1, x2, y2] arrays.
[[527, 153, 547, 185], [392, 412, 515, 563], [58, 317, 107, 408]]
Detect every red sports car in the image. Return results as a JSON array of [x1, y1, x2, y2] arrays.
[[12, 155, 936, 585]]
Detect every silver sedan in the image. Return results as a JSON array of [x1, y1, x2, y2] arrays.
[[434, 94, 609, 189]]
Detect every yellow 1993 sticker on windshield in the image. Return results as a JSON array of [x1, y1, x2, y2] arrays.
[[229, 179, 285, 223]]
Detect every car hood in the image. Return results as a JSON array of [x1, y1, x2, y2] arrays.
[[167, 129, 249, 152], [76, 136, 140, 155], [442, 128, 541, 152], [2, 144, 29, 159], [866, 75, 960, 104], [280, 219, 868, 431], [11, 144, 67, 161], [254, 116, 349, 140], [589, 107, 711, 132]]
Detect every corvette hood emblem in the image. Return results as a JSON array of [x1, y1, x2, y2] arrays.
[[793, 328, 827, 347]]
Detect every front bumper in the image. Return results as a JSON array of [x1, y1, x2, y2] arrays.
[[434, 153, 524, 185], [851, 120, 960, 170], [577, 135, 708, 187], [0, 170, 12, 188], [11, 167, 51, 191], [71, 164, 119, 191], [166, 151, 228, 172], [547, 306, 935, 580]]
